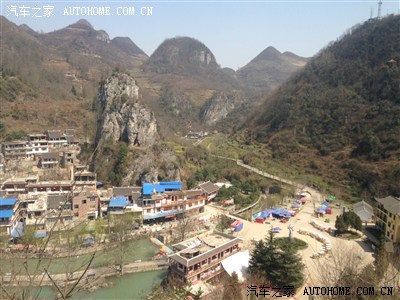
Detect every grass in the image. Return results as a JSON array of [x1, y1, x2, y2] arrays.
[[276, 237, 308, 251]]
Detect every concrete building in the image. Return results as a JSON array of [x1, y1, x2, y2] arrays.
[[169, 231, 242, 285], [72, 189, 99, 220], [27, 134, 49, 158], [2, 140, 28, 160], [375, 196, 400, 243], [0, 197, 18, 235]]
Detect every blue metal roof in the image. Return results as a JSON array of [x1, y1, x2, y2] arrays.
[[0, 198, 17, 206], [109, 196, 127, 208], [142, 182, 182, 195], [0, 210, 14, 219]]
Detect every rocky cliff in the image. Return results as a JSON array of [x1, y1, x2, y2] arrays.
[[94, 73, 180, 185], [95, 73, 157, 147], [200, 92, 244, 126]]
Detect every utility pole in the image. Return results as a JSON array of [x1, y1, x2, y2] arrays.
[[377, 0, 383, 19]]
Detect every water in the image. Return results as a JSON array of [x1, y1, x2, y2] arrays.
[[1, 238, 158, 275], [5, 270, 167, 300]]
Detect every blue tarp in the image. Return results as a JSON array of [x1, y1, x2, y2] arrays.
[[11, 221, 24, 238], [261, 211, 270, 219], [35, 231, 47, 238], [273, 227, 281, 231], [143, 209, 181, 220], [109, 196, 127, 208], [142, 182, 182, 195], [0, 210, 14, 219], [0, 198, 17, 206]]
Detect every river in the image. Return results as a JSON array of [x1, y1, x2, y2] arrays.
[[30, 270, 167, 299], [1, 238, 167, 299]]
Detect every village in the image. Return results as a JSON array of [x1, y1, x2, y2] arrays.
[[0, 129, 399, 299]]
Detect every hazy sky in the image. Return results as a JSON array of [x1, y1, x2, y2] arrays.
[[1, 0, 399, 68]]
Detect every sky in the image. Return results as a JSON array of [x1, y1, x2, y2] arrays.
[[1, 0, 399, 69]]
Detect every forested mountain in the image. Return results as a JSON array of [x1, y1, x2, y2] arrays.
[[249, 15, 400, 199]]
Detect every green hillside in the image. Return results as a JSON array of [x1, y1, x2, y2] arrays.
[[250, 15, 400, 200]]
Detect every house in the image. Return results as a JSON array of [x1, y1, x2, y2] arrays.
[[353, 201, 374, 224], [112, 186, 142, 204], [26, 198, 47, 226], [47, 130, 66, 148], [198, 182, 219, 202], [27, 181, 72, 195], [47, 194, 69, 211], [27, 134, 49, 158], [72, 189, 99, 220], [108, 196, 128, 215], [73, 170, 97, 191], [142, 189, 206, 222], [2, 140, 28, 160], [375, 196, 400, 243], [0, 197, 18, 235], [38, 152, 60, 169], [2, 178, 28, 195], [62, 150, 76, 167], [168, 231, 242, 285]]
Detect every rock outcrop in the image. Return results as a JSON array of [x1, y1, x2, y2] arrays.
[[94, 72, 180, 185], [95, 73, 158, 147], [200, 92, 243, 126]]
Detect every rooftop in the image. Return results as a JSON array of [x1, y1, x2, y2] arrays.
[[169, 230, 242, 267], [0, 210, 14, 219], [109, 196, 127, 208], [142, 181, 182, 195], [198, 181, 220, 194], [353, 201, 374, 222], [0, 198, 17, 206], [375, 196, 400, 216]]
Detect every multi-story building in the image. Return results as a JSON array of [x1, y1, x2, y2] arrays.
[[1, 176, 38, 196], [72, 189, 99, 220], [169, 231, 242, 285], [38, 152, 60, 169], [27, 134, 49, 158], [0, 197, 18, 235], [73, 169, 97, 191], [47, 130, 67, 148], [142, 189, 206, 221], [27, 181, 73, 195], [375, 196, 400, 243], [2, 140, 28, 160]]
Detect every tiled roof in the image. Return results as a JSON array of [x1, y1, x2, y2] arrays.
[[199, 182, 219, 194]]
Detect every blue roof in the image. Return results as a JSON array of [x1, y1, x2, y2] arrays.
[[0, 210, 14, 218], [142, 181, 182, 195], [109, 196, 127, 208], [0, 198, 17, 206]]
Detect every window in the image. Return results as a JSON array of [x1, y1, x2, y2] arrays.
[[74, 204, 79, 209], [90, 196, 96, 202], [82, 199, 87, 204]]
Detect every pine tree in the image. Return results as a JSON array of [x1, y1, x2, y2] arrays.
[[249, 228, 305, 290], [374, 233, 388, 279], [222, 271, 243, 300]]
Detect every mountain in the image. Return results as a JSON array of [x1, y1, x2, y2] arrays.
[[248, 15, 400, 199], [143, 37, 219, 74], [237, 46, 309, 92], [0, 17, 147, 138]]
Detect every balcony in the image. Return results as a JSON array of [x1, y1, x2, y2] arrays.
[[172, 247, 240, 280]]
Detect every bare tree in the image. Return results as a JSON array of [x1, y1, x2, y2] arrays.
[[175, 210, 195, 242]]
